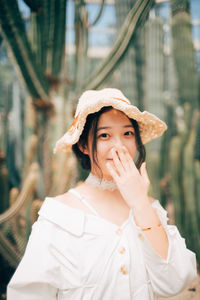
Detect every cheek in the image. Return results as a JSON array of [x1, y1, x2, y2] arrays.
[[126, 140, 137, 158], [96, 141, 110, 158]]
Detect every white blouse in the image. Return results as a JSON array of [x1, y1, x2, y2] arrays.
[[7, 189, 197, 300]]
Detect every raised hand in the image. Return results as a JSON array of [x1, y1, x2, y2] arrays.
[[106, 146, 150, 209]]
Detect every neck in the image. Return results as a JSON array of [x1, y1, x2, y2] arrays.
[[85, 172, 117, 191]]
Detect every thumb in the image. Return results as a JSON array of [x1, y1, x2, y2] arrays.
[[140, 162, 150, 185]]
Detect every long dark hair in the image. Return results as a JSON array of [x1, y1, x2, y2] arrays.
[[72, 106, 146, 172]]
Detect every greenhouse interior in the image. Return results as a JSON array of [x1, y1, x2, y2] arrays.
[[0, 0, 200, 299]]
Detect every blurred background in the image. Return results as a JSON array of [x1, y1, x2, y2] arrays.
[[0, 0, 200, 298]]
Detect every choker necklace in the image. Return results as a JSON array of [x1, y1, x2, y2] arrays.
[[85, 173, 117, 191]]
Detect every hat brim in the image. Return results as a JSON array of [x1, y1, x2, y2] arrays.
[[54, 97, 167, 153]]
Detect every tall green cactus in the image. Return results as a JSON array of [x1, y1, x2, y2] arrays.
[[0, 163, 9, 214], [182, 110, 200, 262], [0, 0, 49, 100], [169, 135, 183, 230], [168, 106, 200, 264], [115, 0, 143, 108], [168, 0, 200, 266], [194, 160, 200, 232], [159, 104, 177, 207], [0, 0, 67, 101], [29, 0, 67, 77], [171, 0, 199, 109], [82, 0, 154, 91], [144, 17, 165, 123]]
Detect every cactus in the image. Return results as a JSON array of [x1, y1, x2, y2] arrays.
[[115, 0, 142, 108], [146, 151, 161, 200], [50, 152, 79, 196], [144, 17, 165, 122], [0, 162, 39, 266], [82, 0, 154, 91], [29, 0, 67, 77], [0, 164, 9, 214], [0, 162, 39, 224], [31, 199, 43, 224], [182, 110, 200, 261], [0, 230, 21, 268], [167, 0, 200, 266], [194, 115, 200, 160], [169, 136, 183, 230], [9, 187, 19, 206], [23, 135, 38, 178], [194, 159, 200, 231], [0, 0, 49, 100], [168, 107, 200, 265], [170, 0, 199, 109], [159, 104, 177, 207]]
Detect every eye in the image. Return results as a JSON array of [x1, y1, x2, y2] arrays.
[[124, 131, 134, 136], [98, 133, 109, 139]]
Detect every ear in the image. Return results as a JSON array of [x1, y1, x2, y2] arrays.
[[78, 142, 89, 155]]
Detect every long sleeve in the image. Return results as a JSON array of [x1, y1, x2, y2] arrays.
[[7, 218, 63, 300], [136, 200, 197, 297]]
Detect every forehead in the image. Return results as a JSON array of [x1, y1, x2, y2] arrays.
[[98, 108, 132, 126]]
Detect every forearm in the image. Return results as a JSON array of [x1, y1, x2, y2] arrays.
[[132, 198, 169, 259]]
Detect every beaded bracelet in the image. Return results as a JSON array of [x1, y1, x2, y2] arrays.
[[141, 223, 162, 231]]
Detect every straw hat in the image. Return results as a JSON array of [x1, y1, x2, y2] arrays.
[[54, 88, 167, 153]]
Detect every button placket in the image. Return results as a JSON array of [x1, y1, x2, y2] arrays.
[[138, 233, 144, 241], [116, 233, 129, 276], [115, 227, 123, 236], [119, 246, 126, 254], [120, 265, 128, 275]]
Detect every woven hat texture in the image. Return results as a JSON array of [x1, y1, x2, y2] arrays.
[[54, 88, 167, 153]]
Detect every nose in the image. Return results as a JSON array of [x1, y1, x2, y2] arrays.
[[113, 136, 123, 148]]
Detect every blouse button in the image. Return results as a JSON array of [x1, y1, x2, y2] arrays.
[[119, 246, 126, 254], [116, 228, 122, 235], [120, 265, 128, 275], [138, 233, 144, 241]]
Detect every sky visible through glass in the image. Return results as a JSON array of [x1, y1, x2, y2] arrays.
[[16, 0, 200, 49]]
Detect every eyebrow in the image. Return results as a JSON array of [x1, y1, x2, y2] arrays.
[[97, 125, 134, 131]]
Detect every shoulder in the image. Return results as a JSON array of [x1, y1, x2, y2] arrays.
[[149, 196, 155, 204], [37, 191, 86, 237], [54, 183, 93, 214]]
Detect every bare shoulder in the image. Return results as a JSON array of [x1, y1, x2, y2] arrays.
[[54, 191, 74, 205], [54, 183, 92, 213], [149, 196, 156, 204]]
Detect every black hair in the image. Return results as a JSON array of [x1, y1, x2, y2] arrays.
[[72, 106, 146, 173]]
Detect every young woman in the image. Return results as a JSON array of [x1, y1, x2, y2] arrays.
[[7, 88, 197, 300]]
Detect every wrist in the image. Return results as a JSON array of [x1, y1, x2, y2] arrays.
[[130, 196, 150, 212], [131, 199, 160, 228]]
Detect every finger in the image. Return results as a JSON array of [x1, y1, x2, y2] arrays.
[[111, 147, 125, 174], [117, 147, 131, 171], [122, 146, 135, 170], [140, 162, 150, 186], [106, 161, 120, 182]]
